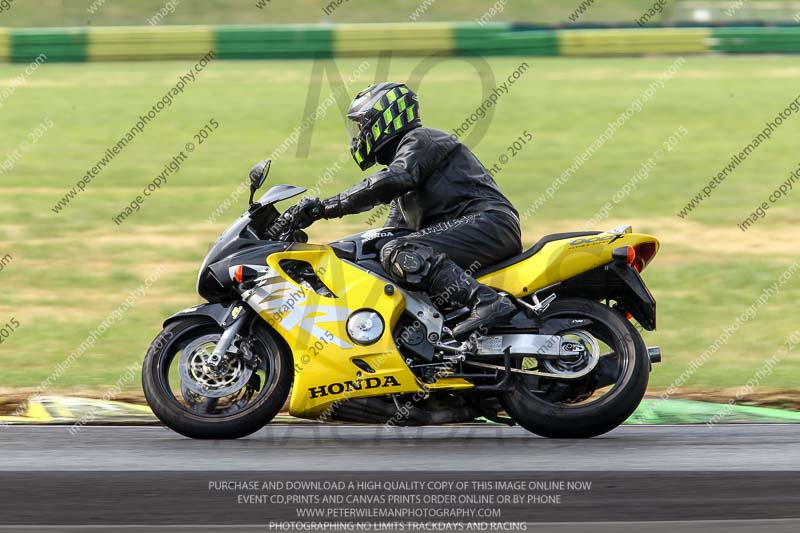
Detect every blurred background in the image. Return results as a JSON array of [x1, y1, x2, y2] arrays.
[[2, 0, 800, 418]]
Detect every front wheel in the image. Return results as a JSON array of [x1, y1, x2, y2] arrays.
[[142, 316, 292, 439], [499, 298, 649, 438]]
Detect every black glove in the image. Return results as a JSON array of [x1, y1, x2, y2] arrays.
[[283, 197, 324, 230]]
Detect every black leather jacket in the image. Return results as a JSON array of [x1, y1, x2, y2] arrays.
[[322, 126, 519, 231]]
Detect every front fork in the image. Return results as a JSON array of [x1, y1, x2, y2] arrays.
[[205, 307, 249, 370]]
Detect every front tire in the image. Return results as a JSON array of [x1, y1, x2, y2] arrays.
[[142, 317, 292, 439], [499, 298, 649, 438]]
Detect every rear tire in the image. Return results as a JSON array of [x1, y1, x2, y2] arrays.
[[499, 298, 649, 438], [142, 317, 292, 439]]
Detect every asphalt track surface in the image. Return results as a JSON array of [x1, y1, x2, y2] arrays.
[[1, 424, 799, 532], [1, 423, 799, 471]]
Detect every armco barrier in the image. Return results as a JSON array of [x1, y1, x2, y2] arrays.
[[87, 26, 215, 61], [2, 23, 800, 63], [0, 28, 9, 62], [334, 23, 454, 56], [559, 28, 710, 56], [455, 25, 558, 56], [216, 25, 333, 59], [11, 27, 88, 63], [711, 26, 800, 53]]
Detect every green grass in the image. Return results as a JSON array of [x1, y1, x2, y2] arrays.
[[1, 55, 800, 393], [0, 0, 669, 27], [2, 0, 793, 28]]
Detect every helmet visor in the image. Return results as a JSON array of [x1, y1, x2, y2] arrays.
[[346, 113, 366, 141]]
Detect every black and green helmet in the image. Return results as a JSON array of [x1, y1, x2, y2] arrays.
[[346, 82, 421, 171]]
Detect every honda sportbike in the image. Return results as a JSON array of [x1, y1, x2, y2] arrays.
[[142, 160, 662, 439]]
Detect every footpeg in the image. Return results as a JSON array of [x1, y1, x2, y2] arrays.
[[518, 291, 557, 316], [443, 353, 466, 363], [531, 292, 556, 314]]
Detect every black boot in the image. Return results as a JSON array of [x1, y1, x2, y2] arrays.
[[451, 286, 516, 341], [427, 258, 516, 341]]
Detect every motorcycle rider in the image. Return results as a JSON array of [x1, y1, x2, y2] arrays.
[[283, 82, 522, 340]]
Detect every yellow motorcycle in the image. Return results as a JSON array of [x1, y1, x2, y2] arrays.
[[142, 160, 661, 439]]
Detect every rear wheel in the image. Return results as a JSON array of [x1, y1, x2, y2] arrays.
[[142, 317, 292, 439], [499, 298, 649, 438]]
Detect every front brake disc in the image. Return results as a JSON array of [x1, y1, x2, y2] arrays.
[[178, 334, 254, 399]]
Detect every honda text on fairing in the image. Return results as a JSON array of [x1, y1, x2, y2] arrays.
[[142, 160, 662, 439]]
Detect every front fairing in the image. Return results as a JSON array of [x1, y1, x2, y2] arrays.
[[197, 214, 253, 288], [196, 185, 306, 301]]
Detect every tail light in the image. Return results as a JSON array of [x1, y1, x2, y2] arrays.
[[632, 241, 658, 272], [612, 246, 636, 265]]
